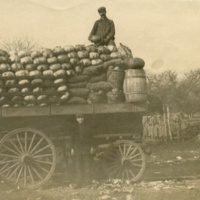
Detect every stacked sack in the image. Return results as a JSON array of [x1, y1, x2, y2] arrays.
[[0, 44, 145, 107], [0, 48, 70, 107], [83, 45, 125, 104]]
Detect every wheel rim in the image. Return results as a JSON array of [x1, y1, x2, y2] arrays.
[[0, 128, 56, 189], [103, 140, 146, 182]]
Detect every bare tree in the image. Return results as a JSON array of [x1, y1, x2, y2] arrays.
[[177, 69, 200, 117], [147, 70, 178, 108], [147, 69, 200, 117], [0, 35, 40, 53]]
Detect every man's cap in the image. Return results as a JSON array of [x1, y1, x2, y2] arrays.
[[76, 114, 84, 118], [98, 7, 106, 13]]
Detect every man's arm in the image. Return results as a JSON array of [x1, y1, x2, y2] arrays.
[[70, 124, 77, 155], [88, 21, 98, 41], [88, 126, 95, 154], [106, 20, 115, 40]]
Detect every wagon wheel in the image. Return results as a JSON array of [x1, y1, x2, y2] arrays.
[[0, 128, 56, 189], [103, 140, 146, 182]]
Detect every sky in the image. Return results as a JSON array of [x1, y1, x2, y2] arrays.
[[0, 0, 200, 75]]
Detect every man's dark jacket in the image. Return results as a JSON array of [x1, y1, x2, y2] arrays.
[[88, 17, 115, 41], [72, 123, 93, 155]]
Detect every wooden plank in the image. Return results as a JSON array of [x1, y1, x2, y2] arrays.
[[50, 104, 93, 115], [94, 102, 147, 114], [2, 106, 51, 117], [0, 102, 147, 117]]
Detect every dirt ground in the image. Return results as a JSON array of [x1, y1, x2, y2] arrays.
[[1, 139, 200, 200]]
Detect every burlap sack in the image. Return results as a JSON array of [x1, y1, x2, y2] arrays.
[[68, 96, 87, 104], [89, 73, 106, 83], [87, 81, 113, 92], [69, 88, 90, 98], [69, 82, 87, 88], [87, 91, 106, 104], [68, 75, 89, 83]]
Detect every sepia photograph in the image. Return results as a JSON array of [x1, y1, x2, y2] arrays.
[[0, 0, 200, 199]]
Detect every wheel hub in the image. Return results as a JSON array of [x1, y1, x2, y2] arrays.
[[121, 158, 131, 168], [22, 155, 33, 166]]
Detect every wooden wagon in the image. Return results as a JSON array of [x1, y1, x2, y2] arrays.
[[0, 101, 147, 189]]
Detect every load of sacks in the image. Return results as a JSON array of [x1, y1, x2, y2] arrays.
[[0, 44, 145, 107]]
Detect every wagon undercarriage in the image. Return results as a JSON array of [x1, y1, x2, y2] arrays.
[[0, 102, 146, 189]]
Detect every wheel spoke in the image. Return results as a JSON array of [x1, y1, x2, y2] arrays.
[[1, 162, 20, 174], [40, 166, 50, 174], [10, 141, 22, 154], [0, 153, 19, 158], [27, 166, 35, 185], [103, 152, 119, 161], [128, 147, 137, 157], [106, 163, 120, 171], [127, 169, 136, 178], [7, 165, 21, 180], [24, 132, 28, 153], [131, 163, 142, 167], [0, 159, 20, 164], [15, 166, 24, 184], [126, 145, 132, 157], [105, 157, 120, 165], [123, 144, 127, 156], [130, 158, 143, 162], [118, 145, 123, 156], [125, 169, 130, 180], [16, 134, 24, 153], [34, 159, 53, 165], [28, 133, 36, 153], [116, 167, 123, 179], [0, 163, 9, 172], [108, 147, 120, 156], [32, 153, 53, 159], [24, 166, 27, 187], [5, 168, 12, 178], [109, 166, 121, 178], [33, 163, 50, 174], [31, 144, 51, 156], [30, 166, 43, 181], [2, 144, 20, 156], [129, 152, 142, 160], [29, 137, 44, 154]]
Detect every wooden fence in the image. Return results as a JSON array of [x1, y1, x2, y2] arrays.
[[142, 114, 194, 142]]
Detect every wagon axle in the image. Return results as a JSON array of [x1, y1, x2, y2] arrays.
[[121, 158, 132, 168], [21, 155, 33, 166]]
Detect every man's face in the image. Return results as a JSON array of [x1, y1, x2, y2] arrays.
[[99, 11, 106, 17], [76, 116, 84, 124]]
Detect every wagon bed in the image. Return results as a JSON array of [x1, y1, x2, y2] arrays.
[[0, 102, 147, 117]]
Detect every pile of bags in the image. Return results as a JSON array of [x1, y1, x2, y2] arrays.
[[0, 44, 145, 107]]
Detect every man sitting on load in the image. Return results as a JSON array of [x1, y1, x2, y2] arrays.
[[88, 7, 116, 46]]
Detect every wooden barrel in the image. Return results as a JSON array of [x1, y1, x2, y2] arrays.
[[123, 69, 147, 102], [107, 70, 125, 89]]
